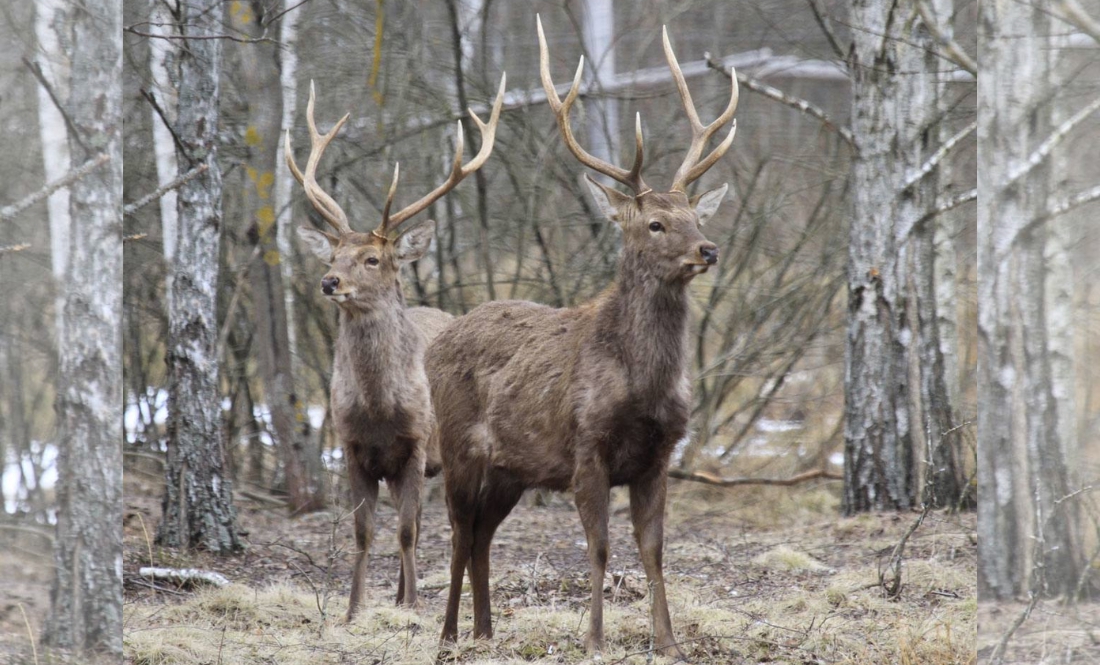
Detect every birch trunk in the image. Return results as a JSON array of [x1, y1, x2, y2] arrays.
[[844, 0, 919, 513], [157, 0, 241, 553], [232, 0, 322, 513], [976, 0, 1083, 598], [148, 0, 180, 306], [41, 0, 123, 655], [33, 0, 71, 338]]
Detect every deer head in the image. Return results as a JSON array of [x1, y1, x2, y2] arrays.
[[286, 78, 505, 311], [537, 17, 737, 283]]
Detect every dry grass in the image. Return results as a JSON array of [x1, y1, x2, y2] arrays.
[[123, 479, 976, 664]]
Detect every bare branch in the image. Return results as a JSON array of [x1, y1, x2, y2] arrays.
[[1006, 94, 1100, 187], [0, 153, 111, 221], [668, 468, 842, 487], [805, 0, 847, 60], [1053, 0, 1100, 46], [0, 243, 31, 256], [904, 121, 976, 190], [22, 56, 91, 155], [915, 1, 978, 76], [705, 54, 857, 150], [123, 164, 210, 216]]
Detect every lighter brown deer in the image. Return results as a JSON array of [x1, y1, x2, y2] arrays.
[[427, 19, 738, 658], [286, 77, 504, 618]]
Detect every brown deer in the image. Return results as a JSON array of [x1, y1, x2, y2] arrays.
[[427, 19, 737, 658], [285, 77, 504, 618]]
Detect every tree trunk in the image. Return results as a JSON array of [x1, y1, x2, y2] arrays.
[[976, 0, 1084, 598], [157, 0, 241, 554], [843, 0, 918, 513], [41, 0, 123, 655], [148, 0, 180, 306], [232, 0, 323, 513]]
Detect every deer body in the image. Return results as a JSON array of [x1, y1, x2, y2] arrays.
[[431, 19, 738, 658], [285, 78, 504, 619]]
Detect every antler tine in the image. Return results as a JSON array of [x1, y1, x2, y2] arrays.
[[663, 27, 739, 192], [285, 81, 353, 234], [385, 71, 506, 233], [537, 14, 648, 195], [376, 162, 400, 238]]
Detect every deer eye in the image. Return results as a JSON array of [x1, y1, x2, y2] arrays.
[[648, 221, 664, 233], [366, 257, 379, 266]]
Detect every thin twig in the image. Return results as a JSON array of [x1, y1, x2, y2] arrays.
[[125, 25, 279, 45], [903, 121, 976, 191], [915, 0, 978, 75], [123, 163, 210, 216], [1053, 0, 1100, 46], [805, 0, 847, 60], [705, 54, 857, 150], [18, 603, 38, 665], [0, 243, 31, 255], [0, 153, 111, 221], [22, 56, 90, 155], [140, 88, 194, 166], [1006, 93, 1100, 187]]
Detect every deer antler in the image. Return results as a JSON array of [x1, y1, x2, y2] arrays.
[[537, 15, 649, 196], [378, 72, 507, 238], [284, 81, 353, 235], [663, 26, 739, 193]]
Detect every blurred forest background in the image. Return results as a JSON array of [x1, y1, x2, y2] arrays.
[[3, 0, 1096, 662]]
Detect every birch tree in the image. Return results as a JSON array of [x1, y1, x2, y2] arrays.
[[41, 0, 123, 655], [843, 0, 973, 513], [157, 0, 241, 553], [977, 0, 1098, 600]]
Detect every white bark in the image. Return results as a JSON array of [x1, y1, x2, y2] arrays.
[[148, 0, 180, 304], [42, 0, 122, 655], [276, 0, 301, 380], [581, 0, 619, 165], [33, 0, 71, 337]]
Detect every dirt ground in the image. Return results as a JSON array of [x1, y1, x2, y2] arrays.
[[111, 469, 977, 665]]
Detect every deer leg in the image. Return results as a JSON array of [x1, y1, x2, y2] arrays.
[[388, 467, 424, 609], [440, 493, 475, 645], [347, 471, 379, 622], [629, 472, 686, 660], [469, 481, 523, 639], [574, 461, 611, 655]]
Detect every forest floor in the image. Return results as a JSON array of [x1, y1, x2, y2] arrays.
[[115, 469, 976, 665]]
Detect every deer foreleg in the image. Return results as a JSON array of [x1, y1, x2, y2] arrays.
[[574, 457, 611, 655], [629, 471, 686, 660], [347, 471, 379, 621]]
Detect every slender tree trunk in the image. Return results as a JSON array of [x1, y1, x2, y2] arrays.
[[158, 0, 241, 553], [148, 0, 180, 307], [976, 0, 1083, 598], [41, 0, 123, 655], [844, 0, 917, 513], [232, 0, 322, 512]]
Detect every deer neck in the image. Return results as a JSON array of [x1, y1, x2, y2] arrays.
[[599, 250, 690, 400], [335, 302, 418, 399]]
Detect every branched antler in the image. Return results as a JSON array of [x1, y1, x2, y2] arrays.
[[537, 15, 648, 195], [378, 72, 507, 238], [663, 26, 739, 193], [284, 81, 352, 235]]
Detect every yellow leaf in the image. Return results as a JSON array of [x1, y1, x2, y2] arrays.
[[244, 126, 262, 147]]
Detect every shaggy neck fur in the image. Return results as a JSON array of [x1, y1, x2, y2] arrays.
[[596, 248, 689, 403], [336, 300, 420, 410]]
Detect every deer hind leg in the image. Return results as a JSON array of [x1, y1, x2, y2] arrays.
[[347, 471, 380, 622], [440, 482, 477, 645], [469, 477, 523, 639], [389, 465, 424, 609], [629, 472, 686, 660], [573, 459, 611, 655]]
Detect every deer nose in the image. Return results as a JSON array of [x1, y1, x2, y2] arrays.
[[699, 243, 719, 265], [321, 276, 339, 295]]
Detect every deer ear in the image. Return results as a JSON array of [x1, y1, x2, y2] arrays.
[[691, 184, 727, 226], [584, 173, 633, 223], [395, 222, 434, 263], [297, 226, 338, 263]]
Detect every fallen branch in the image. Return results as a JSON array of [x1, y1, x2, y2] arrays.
[[0, 243, 31, 256], [668, 467, 841, 487], [0, 153, 111, 221], [139, 566, 230, 588]]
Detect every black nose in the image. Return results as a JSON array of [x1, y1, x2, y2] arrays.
[[321, 276, 339, 295], [700, 244, 719, 265]]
